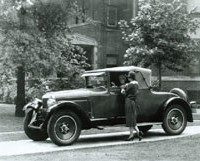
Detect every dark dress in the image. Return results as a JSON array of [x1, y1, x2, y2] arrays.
[[124, 81, 139, 127]]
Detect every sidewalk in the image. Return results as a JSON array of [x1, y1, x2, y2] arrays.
[[193, 108, 200, 120], [0, 104, 200, 133]]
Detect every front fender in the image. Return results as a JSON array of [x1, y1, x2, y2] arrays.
[[23, 104, 34, 111], [46, 101, 91, 129], [163, 97, 193, 122], [23, 98, 42, 111], [46, 101, 82, 113]]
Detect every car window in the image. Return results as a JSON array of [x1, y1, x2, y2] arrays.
[[135, 73, 149, 89], [85, 74, 107, 90], [110, 72, 128, 87], [110, 71, 149, 90]]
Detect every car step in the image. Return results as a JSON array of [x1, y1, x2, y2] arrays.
[[96, 126, 104, 130], [137, 122, 162, 126]]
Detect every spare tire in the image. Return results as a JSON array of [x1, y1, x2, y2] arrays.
[[170, 88, 188, 101]]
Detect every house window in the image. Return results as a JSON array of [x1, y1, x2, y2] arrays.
[[189, 58, 200, 75], [107, 55, 118, 67], [107, 5, 118, 27]]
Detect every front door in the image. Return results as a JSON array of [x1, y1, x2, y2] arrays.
[[90, 92, 124, 119]]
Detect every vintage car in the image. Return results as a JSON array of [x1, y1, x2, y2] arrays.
[[23, 66, 194, 146]]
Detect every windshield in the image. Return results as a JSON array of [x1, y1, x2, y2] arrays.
[[83, 73, 107, 90]]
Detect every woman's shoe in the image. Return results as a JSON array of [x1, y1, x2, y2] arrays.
[[138, 135, 142, 141], [125, 135, 134, 141], [137, 131, 143, 141]]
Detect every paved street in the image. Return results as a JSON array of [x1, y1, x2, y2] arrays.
[[0, 104, 200, 160], [0, 125, 200, 157]]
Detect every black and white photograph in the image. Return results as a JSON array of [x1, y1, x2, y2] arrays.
[[0, 0, 200, 160]]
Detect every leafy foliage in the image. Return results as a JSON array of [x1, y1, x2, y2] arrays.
[[119, 0, 199, 72], [0, 0, 89, 78], [2, 75, 85, 104], [0, 0, 89, 110]]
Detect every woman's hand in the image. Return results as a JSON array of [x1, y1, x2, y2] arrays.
[[121, 88, 125, 94]]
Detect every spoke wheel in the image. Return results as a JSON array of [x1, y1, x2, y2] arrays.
[[162, 104, 187, 135], [48, 111, 81, 146]]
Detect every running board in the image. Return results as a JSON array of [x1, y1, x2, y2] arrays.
[[137, 122, 162, 126]]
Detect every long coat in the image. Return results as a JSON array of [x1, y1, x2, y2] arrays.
[[124, 81, 139, 127]]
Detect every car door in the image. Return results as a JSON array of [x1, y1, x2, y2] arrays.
[[135, 72, 158, 122], [90, 90, 124, 119]]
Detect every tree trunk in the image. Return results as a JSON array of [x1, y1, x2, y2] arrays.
[[15, 66, 25, 117], [158, 63, 162, 91]]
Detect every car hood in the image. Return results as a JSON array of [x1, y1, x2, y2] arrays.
[[42, 88, 106, 100]]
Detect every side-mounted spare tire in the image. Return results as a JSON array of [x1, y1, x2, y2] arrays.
[[170, 88, 188, 101], [24, 109, 48, 141]]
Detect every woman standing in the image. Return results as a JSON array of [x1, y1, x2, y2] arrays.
[[121, 71, 142, 141]]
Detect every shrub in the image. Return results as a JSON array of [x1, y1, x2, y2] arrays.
[[1, 75, 85, 104]]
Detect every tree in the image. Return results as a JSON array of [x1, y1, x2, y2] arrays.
[[0, 0, 89, 116], [119, 0, 199, 89]]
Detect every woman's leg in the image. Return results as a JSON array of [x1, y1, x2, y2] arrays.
[[129, 127, 134, 137], [133, 125, 143, 141], [125, 126, 135, 141], [134, 126, 140, 135]]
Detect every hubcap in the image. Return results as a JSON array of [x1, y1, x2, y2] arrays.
[[170, 115, 179, 125], [60, 123, 70, 134], [54, 116, 77, 141], [167, 108, 184, 130]]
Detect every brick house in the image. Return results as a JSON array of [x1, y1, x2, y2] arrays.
[[68, 0, 200, 103], [68, 0, 138, 69]]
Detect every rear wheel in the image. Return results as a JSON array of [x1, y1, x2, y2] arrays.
[[47, 110, 82, 146], [162, 104, 187, 135], [24, 109, 48, 141]]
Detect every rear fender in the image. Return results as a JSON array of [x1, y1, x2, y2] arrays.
[[163, 97, 193, 122]]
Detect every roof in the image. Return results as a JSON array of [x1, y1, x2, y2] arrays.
[[81, 72, 105, 77], [84, 66, 151, 74], [83, 66, 152, 87]]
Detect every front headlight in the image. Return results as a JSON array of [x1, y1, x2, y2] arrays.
[[47, 96, 57, 107], [23, 98, 42, 111]]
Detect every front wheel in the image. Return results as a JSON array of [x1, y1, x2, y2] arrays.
[[24, 109, 48, 141], [162, 104, 187, 135], [47, 110, 82, 146]]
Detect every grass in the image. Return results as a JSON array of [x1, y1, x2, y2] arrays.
[[0, 104, 24, 132]]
